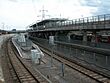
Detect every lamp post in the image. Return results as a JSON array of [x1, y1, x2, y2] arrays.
[[49, 36, 54, 67]]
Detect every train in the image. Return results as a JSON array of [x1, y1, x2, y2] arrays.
[[100, 35, 110, 43], [70, 34, 110, 43]]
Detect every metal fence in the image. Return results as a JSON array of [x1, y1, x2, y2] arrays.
[[15, 38, 32, 48], [30, 37, 110, 74], [55, 42, 110, 69], [54, 36, 110, 49]]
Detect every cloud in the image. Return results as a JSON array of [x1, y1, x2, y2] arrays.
[[93, 0, 110, 15], [0, 0, 109, 30], [80, 0, 110, 15], [8, 0, 17, 2], [0, 0, 38, 30], [80, 0, 101, 7]]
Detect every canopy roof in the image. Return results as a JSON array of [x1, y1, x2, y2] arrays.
[[37, 18, 67, 26], [30, 18, 67, 27]]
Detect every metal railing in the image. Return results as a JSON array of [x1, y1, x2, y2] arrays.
[[54, 36, 110, 49], [30, 14, 110, 31], [30, 37, 110, 73]]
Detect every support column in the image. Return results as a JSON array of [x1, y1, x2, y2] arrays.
[[91, 31, 97, 43], [83, 31, 87, 42], [91, 31, 99, 47], [67, 35, 70, 41], [44, 33, 48, 39], [55, 32, 58, 41]]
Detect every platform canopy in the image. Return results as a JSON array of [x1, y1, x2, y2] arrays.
[[37, 18, 67, 26], [29, 23, 37, 28], [29, 18, 67, 28]]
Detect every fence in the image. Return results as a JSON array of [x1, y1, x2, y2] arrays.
[[30, 37, 110, 74]]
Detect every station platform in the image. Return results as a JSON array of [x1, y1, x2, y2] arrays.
[[0, 35, 8, 83], [12, 37, 53, 82], [12, 37, 44, 59], [12, 38, 31, 59], [12, 37, 99, 83]]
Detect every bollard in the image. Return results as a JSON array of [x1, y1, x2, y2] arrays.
[[76, 49, 78, 56], [61, 63, 65, 76], [93, 53, 96, 63], [106, 56, 108, 65]]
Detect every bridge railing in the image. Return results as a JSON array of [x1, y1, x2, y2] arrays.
[[32, 14, 110, 30]]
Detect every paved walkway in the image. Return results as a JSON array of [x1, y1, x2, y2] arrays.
[[0, 34, 13, 83], [0, 36, 4, 83]]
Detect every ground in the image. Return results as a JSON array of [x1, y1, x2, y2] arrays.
[[0, 36, 5, 83]]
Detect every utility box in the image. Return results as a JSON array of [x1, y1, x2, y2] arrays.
[[31, 49, 41, 64], [49, 36, 54, 45]]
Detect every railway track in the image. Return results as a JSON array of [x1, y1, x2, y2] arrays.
[[3, 38, 49, 83], [32, 40, 110, 83]]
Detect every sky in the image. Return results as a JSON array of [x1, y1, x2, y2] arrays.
[[0, 0, 110, 30]]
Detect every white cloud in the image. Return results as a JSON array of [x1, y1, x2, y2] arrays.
[[0, 0, 108, 30], [0, 0, 38, 30]]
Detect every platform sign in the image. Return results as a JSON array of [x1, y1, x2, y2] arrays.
[[49, 36, 54, 45]]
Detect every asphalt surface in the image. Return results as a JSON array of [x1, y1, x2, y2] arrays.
[[0, 35, 5, 83]]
